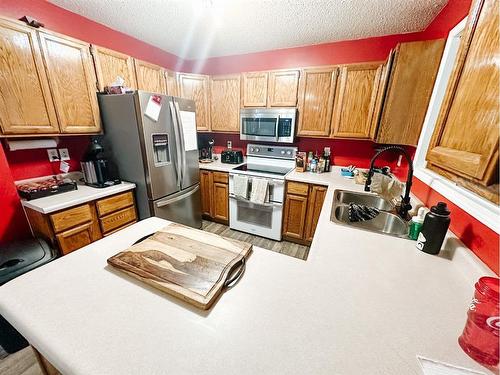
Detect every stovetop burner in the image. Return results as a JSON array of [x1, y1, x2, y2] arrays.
[[232, 163, 292, 176]]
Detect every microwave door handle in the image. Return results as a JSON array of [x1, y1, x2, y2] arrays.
[[174, 101, 187, 184], [169, 101, 182, 188], [275, 115, 280, 141]]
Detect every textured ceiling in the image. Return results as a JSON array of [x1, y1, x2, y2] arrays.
[[48, 0, 448, 60]]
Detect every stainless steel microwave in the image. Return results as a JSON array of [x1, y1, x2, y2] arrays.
[[240, 108, 296, 143]]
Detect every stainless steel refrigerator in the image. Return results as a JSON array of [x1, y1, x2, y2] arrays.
[[98, 91, 202, 228]]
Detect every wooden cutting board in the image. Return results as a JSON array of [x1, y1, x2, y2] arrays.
[[107, 223, 252, 310]]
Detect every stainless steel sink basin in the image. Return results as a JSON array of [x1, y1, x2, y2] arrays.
[[335, 190, 394, 211], [331, 190, 409, 239]]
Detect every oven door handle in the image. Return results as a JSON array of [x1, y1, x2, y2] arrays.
[[229, 194, 282, 208]]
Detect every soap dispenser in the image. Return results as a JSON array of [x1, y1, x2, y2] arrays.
[[408, 207, 426, 240]]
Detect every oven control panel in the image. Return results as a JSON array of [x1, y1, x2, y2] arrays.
[[247, 144, 297, 160]]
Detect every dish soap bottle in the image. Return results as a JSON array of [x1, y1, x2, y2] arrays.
[[416, 202, 451, 255], [409, 207, 426, 240]]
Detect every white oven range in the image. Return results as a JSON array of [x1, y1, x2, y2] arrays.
[[229, 144, 297, 240]]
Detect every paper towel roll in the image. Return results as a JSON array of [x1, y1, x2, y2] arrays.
[[6, 138, 58, 151]]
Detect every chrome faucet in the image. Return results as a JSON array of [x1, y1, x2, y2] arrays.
[[364, 146, 414, 219]]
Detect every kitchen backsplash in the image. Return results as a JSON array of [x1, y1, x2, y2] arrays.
[[197, 132, 416, 179], [3, 136, 90, 181]]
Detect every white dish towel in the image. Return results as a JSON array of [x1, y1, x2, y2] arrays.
[[250, 178, 269, 204], [233, 175, 249, 199]]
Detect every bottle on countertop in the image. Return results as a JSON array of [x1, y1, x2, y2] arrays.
[[310, 157, 318, 173], [416, 202, 451, 255], [306, 151, 313, 171], [324, 147, 331, 172], [408, 207, 427, 240]]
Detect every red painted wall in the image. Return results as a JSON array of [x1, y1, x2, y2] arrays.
[[412, 178, 499, 275], [198, 133, 414, 180]]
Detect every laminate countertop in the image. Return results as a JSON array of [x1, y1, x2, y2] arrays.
[[0, 168, 494, 375], [21, 180, 136, 214], [198, 154, 245, 172]]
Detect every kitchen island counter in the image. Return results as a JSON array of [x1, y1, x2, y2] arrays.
[[0, 175, 494, 374]]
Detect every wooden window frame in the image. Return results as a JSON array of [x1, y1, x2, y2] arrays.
[[413, 18, 499, 234]]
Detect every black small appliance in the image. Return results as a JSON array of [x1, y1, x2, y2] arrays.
[[81, 138, 121, 188], [221, 150, 244, 164]]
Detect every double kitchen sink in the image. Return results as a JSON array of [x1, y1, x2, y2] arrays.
[[331, 190, 409, 239]]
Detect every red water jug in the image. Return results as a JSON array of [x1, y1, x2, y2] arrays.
[[458, 276, 500, 368]]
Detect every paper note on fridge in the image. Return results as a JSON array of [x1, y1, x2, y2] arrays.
[[144, 95, 162, 122], [179, 110, 198, 151]]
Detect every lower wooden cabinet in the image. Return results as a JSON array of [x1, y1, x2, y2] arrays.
[[200, 170, 229, 224], [282, 181, 327, 245], [25, 190, 137, 255]]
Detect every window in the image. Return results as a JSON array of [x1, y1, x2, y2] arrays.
[[413, 18, 500, 234]]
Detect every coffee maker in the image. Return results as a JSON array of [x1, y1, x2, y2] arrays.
[[81, 138, 121, 188], [199, 139, 214, 161]]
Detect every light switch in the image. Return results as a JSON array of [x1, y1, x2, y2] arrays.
[[47, 149, 59, 162], [59, 148, 70, 161]]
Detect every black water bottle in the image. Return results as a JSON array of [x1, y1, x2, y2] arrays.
[[416, 202, 451, 255]]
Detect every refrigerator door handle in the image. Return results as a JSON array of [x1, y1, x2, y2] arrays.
[[169, 101, 183, 188], [174, 101, 188, 185], [155, 184, 200, 208]]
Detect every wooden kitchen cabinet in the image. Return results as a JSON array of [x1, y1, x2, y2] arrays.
[[297, 67, 338, 137], [165, 70, 179, 97], [330, 63, 382, 139], [210, 75, 241, 133], [199, 170, 229, 224], [267, 70, 300, 107], [134, 59, 167, 94], [376, 39, 445, 145], [304, 185, 327, 242], [282, 181, 326, 245], [178, 73, 211, 131], [427, 0, 499, 203], [200, 170, 213, 217], [25, 191, 137, 255], [241, 72, 268, 107], [38, 30, 101, 134], [0, 18, 59, 135], [91, 45, 137, 90]]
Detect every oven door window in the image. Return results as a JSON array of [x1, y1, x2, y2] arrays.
[[241, 117, 277, 137], [236, 199, 273, 228]]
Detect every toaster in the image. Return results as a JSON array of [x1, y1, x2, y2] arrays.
[[221, 150, 243, 164]]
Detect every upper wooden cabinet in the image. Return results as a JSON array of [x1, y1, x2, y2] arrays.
[[178, 73, 211, 131], [330, 63, 382, 139], [297, 67, 338, 137], [241, 72, 268, 107], [38, 31, 101, 134], [134, 59, 166, 94], [427, 0, 499, 202], [210, 75, 240, 133], [268, 70, 300, 107], [0, 19, 59, 135], [91, 46, 137, 90], [165, 70, 179, 97], [376, 39, 445, 145]]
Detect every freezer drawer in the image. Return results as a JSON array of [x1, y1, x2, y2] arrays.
[[152, 184, 202, 229]]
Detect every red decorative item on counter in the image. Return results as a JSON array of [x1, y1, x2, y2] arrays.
[[458, 276, 500, 368]]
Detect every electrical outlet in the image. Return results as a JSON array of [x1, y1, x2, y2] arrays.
[[47, 149, 59, 162], [59, 148, 70, 161]]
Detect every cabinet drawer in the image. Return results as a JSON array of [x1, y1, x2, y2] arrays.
[[50, 204, 93, 233], [286, 181, 309, 196], [212, 172, 228, 184], [99, 206, 137, 234], [96, 191, 134, 217], [56, 222, 93, 255]]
